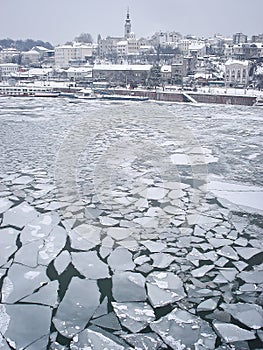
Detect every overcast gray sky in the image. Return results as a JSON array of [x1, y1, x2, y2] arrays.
[[1, 0, 263, 45]]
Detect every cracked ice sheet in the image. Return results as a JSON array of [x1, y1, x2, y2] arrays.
[[112, 271, 146, 302], [108, 247, 135, 271], [208, 180, 263, 213], [71, 251, 109, 279], [221, 303, 263, 329], [0, 303, 51, 349], [150, 307, 216, 349], [1, 263, 49, 303], [20, 212, 61, 244], [146, 272, 185, 307], [212, 321, 256, 343], [16, 224, 67, 267], [0, 228, 20, 267], [2, 202, 39, 228], [53, 277, 100, 338], [121, 333, 163, 350], [69, 224, 101, 250], [112, 301, 155, 333], [70, 327, 126, 350], [0, 198, 12, 214]]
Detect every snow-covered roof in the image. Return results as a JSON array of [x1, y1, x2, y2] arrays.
[[225, 59, 250, 67], [117, 41, 128, 46], [23, 50, 40, 55], [28, 68, 53, 76], [0, 63, 19, 67], [161, 65, 171, 73], [250, 42, 263, 48], [93, 64, 152, 71], [34, 46, 50, 52], [189, 43, 206, 51], [67, 67, 92, 73]]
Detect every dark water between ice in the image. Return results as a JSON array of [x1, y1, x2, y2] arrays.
[[0, 97, 262, 349]]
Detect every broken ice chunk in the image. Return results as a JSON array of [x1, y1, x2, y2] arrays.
[[151, 307, 216, 349], [141, 240, 166, 253], [208, 238, 233, 248], [1, 264, 49, 303], [238, 270, 263, 283], [54, 250, 71, 275], [69, 224, 101, 250], [12, 175, 33, 185], [191, 265, 214, 278], [70, 327, 126, 350], [0, 304, 51, 349], [107, 227, 131, 240], [20, 280, 59, 307], [146, 272, 185, 307], [99, 216, 119, 226], [53, 277, 100, 338], [20, 212, 60, 244], [108, 247, 135, 271], [92, 297, 109, 319], [221, 303, 263, 330], [71, 251, 109, 279], [213, 321, 256, 343], [2, 202, 39, 228], [219, 268, 238, 282], [134, 255, 151, 265], [91, 312, 121, 331], [38, 225, 67, 265], [141, 187, 168, 200], [121, 333, 163, 350], [14, 240, 43, 267], [217, 246, 239, 260], [112, 301, 155, 333], [197, 298, 219, 312], [112, 271, 146, 302], [235, 247, 262, 260], [0, 198, 12, 214], [0, 228, 20, 267], [150, 253, 174, 268]]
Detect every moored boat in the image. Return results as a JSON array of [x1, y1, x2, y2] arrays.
[[0, 84, 59, 97], [100, 94, 149, 101], [75, 88, 98, 100]]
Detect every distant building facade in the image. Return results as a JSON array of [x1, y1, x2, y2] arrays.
[[0, 63, 19, 79], [55, 43, 93, 67], [233, 32, 247, 45], [225, 59, 252, 87], [92, 64, 152, 85]]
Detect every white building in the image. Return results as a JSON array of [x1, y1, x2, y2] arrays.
[[21, 50, 41, 65], [188, 43, 206, 58], [66, 66, 92, 80], [117, 35, 141, 57], [225, 59, 251, 87], [151, 31, 182, 46], [0, 63, 19, 78], [117, 41, 128, 57], [178, 39, 192, 55], [55, 43, 93, 67], [0, 48, 20, 64]]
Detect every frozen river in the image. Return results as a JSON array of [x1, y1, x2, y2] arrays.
[[0, 97, 262, 349]]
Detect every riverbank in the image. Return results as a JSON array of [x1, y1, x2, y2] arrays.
[[108, 87, 261, 106]]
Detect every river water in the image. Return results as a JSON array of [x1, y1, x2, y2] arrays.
[[0, 97, 262, 349]]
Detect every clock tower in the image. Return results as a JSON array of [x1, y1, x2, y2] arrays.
[[124, 8, 132, 39]]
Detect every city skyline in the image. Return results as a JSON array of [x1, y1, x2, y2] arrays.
[[1, 0, 263, 45]]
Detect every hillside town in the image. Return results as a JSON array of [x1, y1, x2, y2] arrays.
[[0, 10, 263, 91]]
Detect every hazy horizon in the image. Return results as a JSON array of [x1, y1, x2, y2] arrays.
[[1, 0, 263, 45]]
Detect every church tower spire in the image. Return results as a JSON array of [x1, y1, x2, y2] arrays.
[[124, 8, 131, 39]]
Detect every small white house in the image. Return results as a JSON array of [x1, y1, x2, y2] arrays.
[[0, 63, 19, 78]]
